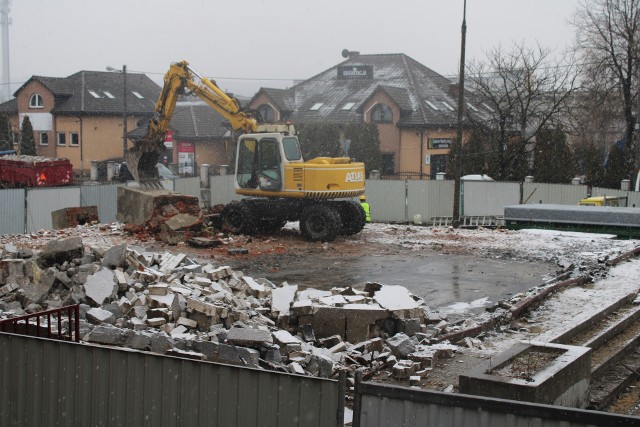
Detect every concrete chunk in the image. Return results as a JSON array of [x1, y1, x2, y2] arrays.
[[227, 327, 273, 348], [83, 269, 117, 306], [387, 333, 416, 358], [86, 307, 116, 325]]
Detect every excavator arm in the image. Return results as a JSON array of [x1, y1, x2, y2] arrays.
[[126, 61, 258, 185]]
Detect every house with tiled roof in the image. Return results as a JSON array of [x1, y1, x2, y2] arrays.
[[130, 99, 235, 175], [0, 70, 161, 175], [250, 53, 487, 179]]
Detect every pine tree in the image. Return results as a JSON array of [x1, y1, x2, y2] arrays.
[[603, 141, 627, 189], [20, 116, 36, 156], [533, 128, 575, 183], [344, 123, 381, 175], [0, 113, 11, 152]]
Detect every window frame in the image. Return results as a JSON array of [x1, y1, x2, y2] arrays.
[[257, 104, 276, 122], [29, 94, 43, 109], [69, 132, 79, 147], [57, 132, 66, 146], [371, 104, 393, 123], [39, 132, 49, 146]]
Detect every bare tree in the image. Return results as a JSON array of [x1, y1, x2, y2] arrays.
[[574, 0, 640, 180], [467, 42, 581, 181]]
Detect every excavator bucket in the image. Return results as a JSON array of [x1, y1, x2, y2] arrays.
[[125, 136, 165, 189]]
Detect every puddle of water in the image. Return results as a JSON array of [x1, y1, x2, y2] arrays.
[[260, 253, 557, 311]]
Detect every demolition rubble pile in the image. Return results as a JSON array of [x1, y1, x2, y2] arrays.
[[0, 236, 498, 384]]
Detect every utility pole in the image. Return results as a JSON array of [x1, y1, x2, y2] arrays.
[[452, 0, 467, 226], [0, 0, 11, 103], [122, 65, 127, 157]]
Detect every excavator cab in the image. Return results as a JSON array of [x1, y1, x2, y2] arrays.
[[236, 133, 302, 192]]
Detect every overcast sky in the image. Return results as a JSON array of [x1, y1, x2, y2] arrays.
[[5, 0, 582, 97]]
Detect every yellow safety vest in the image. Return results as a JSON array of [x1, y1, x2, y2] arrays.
[[361, 202, 371, 222]]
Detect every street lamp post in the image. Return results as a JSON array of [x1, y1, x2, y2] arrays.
[[452, 0, 467, 227]]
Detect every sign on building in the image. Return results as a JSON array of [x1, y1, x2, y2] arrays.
[[337, 65, 373, 79]]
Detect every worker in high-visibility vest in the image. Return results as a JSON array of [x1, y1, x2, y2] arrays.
[[359, 195, 371, 223]]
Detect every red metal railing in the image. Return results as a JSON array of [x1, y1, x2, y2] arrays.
[[0, 304, 80, 342]]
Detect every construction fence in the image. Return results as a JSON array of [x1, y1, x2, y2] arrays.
[[0, 176, 639, 235], [1, 331, 638, 426]]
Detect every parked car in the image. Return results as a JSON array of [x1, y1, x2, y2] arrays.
[[115, 162, 178, 182], [461, 174, 494, 181]]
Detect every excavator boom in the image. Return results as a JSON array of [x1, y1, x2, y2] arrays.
[[126, 61, 258, 185]]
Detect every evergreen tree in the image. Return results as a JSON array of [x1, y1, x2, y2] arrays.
[[461, 128, 493, 176], [297, 123, 382, 177], [573, 142, 605, 187], [533, 128, 575, 183], [504, 137, 530, 182], [297, 123, 340, 160], [20, 116, 36, 156], [343, 123, 381, 175], [0, 113, 11, 151], [603, 140, 627, 189]]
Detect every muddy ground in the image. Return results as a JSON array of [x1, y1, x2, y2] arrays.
[[5, 221, 635, 394]]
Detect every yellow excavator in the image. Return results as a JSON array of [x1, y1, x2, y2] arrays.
[[128, 61, 366, 242]]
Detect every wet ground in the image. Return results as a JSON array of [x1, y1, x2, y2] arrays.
[[209, 232, 558, 313]]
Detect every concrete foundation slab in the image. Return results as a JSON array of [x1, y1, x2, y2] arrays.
[[459, 341, 591, 408]]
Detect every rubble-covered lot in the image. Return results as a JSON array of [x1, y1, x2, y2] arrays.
[[0, 222, 639, 392]]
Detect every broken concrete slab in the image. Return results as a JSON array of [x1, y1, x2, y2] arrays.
[[37, 236, 84, 268], [386, 333, 416, 358], [83, 269, 117, 306], [189, 340, 260, 367], [116, 186, 199, 227], [227, 327, 274, 348], [86, 307, 116, 325], [85, 325, 126, 346], [102, 244, 128, 269], [298, 304, 389, 343], [51, 206, 99, 229], [162, 214, 202, 232]]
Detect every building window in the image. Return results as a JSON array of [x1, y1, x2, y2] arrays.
[[381, 153, 395, 175], [70, 132, 79, 147], [29, 94, 43, 109], [371, 104, 392, 123], [57, 132, 66, 146], [40, 132, 48, 146], [310, 103, 323, 111], [257, 104, 276, 123], [88, 90, 101, 99], [132, 91, 144, 99]]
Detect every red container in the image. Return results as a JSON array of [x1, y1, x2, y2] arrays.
[[0, 156, 74, 187]]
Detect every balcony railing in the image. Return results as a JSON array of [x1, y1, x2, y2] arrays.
[[0, 304, 80, 342]]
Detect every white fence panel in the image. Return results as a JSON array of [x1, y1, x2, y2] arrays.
[[522, 183, 587, 205], [26, 187, 81, 232], [0, 189, 25, 234], [462, 181, 520, 216], [80, 184, 120, 223], [364, 180, 406, 222], [209, 175, 244, 206], [174, 177, 201, 201], [407, 180, 454, 223]]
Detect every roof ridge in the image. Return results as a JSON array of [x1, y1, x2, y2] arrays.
[[400, 54, 429, 124], [189, 105, 199, 136]]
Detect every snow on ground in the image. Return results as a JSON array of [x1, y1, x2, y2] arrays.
[[361, 223, 638, 269], [481, 259, 640, 353]]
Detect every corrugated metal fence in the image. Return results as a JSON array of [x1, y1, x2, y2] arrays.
[[2, 332, 639, 426], [1, 178, 640, 234], [352, 375, 640, 427], [0, 333, 342, 427]]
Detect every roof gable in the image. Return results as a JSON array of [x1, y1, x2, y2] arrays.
[[269, 53, 466, 127], [13, 71, 161, 116]]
